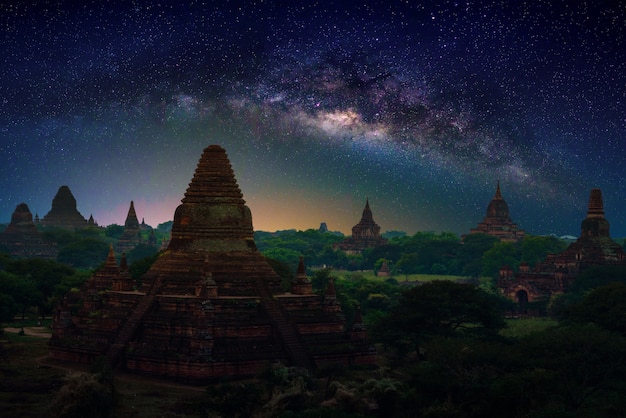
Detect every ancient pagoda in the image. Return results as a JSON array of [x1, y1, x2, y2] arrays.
[[498, 188, 626, 314], [336, 199, 388, 254], [115, 201, 144, 254], [469, 181, 524, 242], [49, 145, 374, 382], [0, 203, 57, 259], [40, 185, 88, 229]]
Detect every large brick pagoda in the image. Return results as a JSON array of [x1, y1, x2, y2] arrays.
[[49, 145, 374, 382]]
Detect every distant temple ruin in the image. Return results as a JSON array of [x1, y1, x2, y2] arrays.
[[115, 201, 144, 254], [336, 199, 387, 254], [498, 188, 626, 313], [40, 185, 89, 229], [0, 203, 57, 259], [49, 145, 374, 382], [468, 181, 525, 242]]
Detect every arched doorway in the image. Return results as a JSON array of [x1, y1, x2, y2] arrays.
[[516, 290, 529, 314]]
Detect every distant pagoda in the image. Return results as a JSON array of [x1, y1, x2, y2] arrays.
[[115, 201, 144, 254], [49, 145, 374, 382], [498, 188, 626, 314], [469, 181, 524, 242], [336, 199, 388, 254], [0, 203, 57, 259], [40, 185, 88, 229]]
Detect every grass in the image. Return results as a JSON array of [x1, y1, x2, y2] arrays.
[[331, 269, 471, 283], [0, 331, 208, 417], [500, 317, 558, 339], [0, 332, 65, 418]]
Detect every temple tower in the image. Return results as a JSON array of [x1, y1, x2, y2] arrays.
[[336, 199, 388, 254], [0, 203, 57, 258], [40, 185, 89, 229], [469, 181, 525, 242], [116, 201, 144, 253]]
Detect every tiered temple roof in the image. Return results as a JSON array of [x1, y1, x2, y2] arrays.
[[49, 145, 374, 382], [469, 182, 525, 242], [336, 199, 388, 254], [115, 201, 144, 254], [40, 185, 88, 229], [498, 188, 626, 314], [0, 203, 57, 259]]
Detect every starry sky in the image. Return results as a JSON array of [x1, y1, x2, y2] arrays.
[[1, 1, 625, 237]]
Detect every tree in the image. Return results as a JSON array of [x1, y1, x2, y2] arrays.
[[456, 234, 499, 277], [0, 292, 17, 323], [5, 258, 75, 316], [57, 238, 110, 269], [520, 235, 567, 267], [481, 241, 519, 278], [372, 280, 506, 358], [558, 282, 626, 335]]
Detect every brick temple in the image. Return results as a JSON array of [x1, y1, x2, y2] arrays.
[[336, 199, 387, 254], [49, 145, 374, 381], [498, 188, 626, 314], [0, 203, 57, 259], [469, 181, 525, 242], [40, 185, 90, 230], [115, 201, 144, 254]]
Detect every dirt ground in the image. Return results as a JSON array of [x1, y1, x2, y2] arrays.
[[3, 327, 52, 338]]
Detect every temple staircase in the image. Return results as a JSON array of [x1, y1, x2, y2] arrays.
[[254, 279, 314, 370], [105, 276, 163, 369]]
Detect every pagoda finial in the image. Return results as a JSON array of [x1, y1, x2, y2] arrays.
[[297, 256, 306, 277], [325, 277, 336, 297], [494, 181, 503, 200], [120, 252, 128, 271]]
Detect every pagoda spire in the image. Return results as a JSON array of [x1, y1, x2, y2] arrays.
[[105, 244, 118, 269], [494, 181, 503, 200], [361, 197, 374, 223], [586, 188, 605, 219], [124, 201, 140, 229]]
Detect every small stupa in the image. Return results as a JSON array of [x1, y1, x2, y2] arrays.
[[49, 145, 374, 382]]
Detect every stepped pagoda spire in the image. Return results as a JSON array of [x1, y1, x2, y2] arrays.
[[168, 145, 255, 252], [125, 201, 140, 229], [581, 188, 610, 238]]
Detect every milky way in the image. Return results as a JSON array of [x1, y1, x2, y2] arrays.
[[1, 1, 625, 236]]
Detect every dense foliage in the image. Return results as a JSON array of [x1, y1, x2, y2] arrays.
[[255, 229, 568, 279]]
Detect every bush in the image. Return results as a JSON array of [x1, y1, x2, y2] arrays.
[[50, 372, 115, 418]]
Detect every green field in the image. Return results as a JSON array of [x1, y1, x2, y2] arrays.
[[326, 269, 472, 283]]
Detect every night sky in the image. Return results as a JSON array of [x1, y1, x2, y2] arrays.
[[1, 1, 625, 236]]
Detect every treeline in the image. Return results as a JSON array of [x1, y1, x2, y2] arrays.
[[0, 223, 170, 322], [255, 229, 568, 278]]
